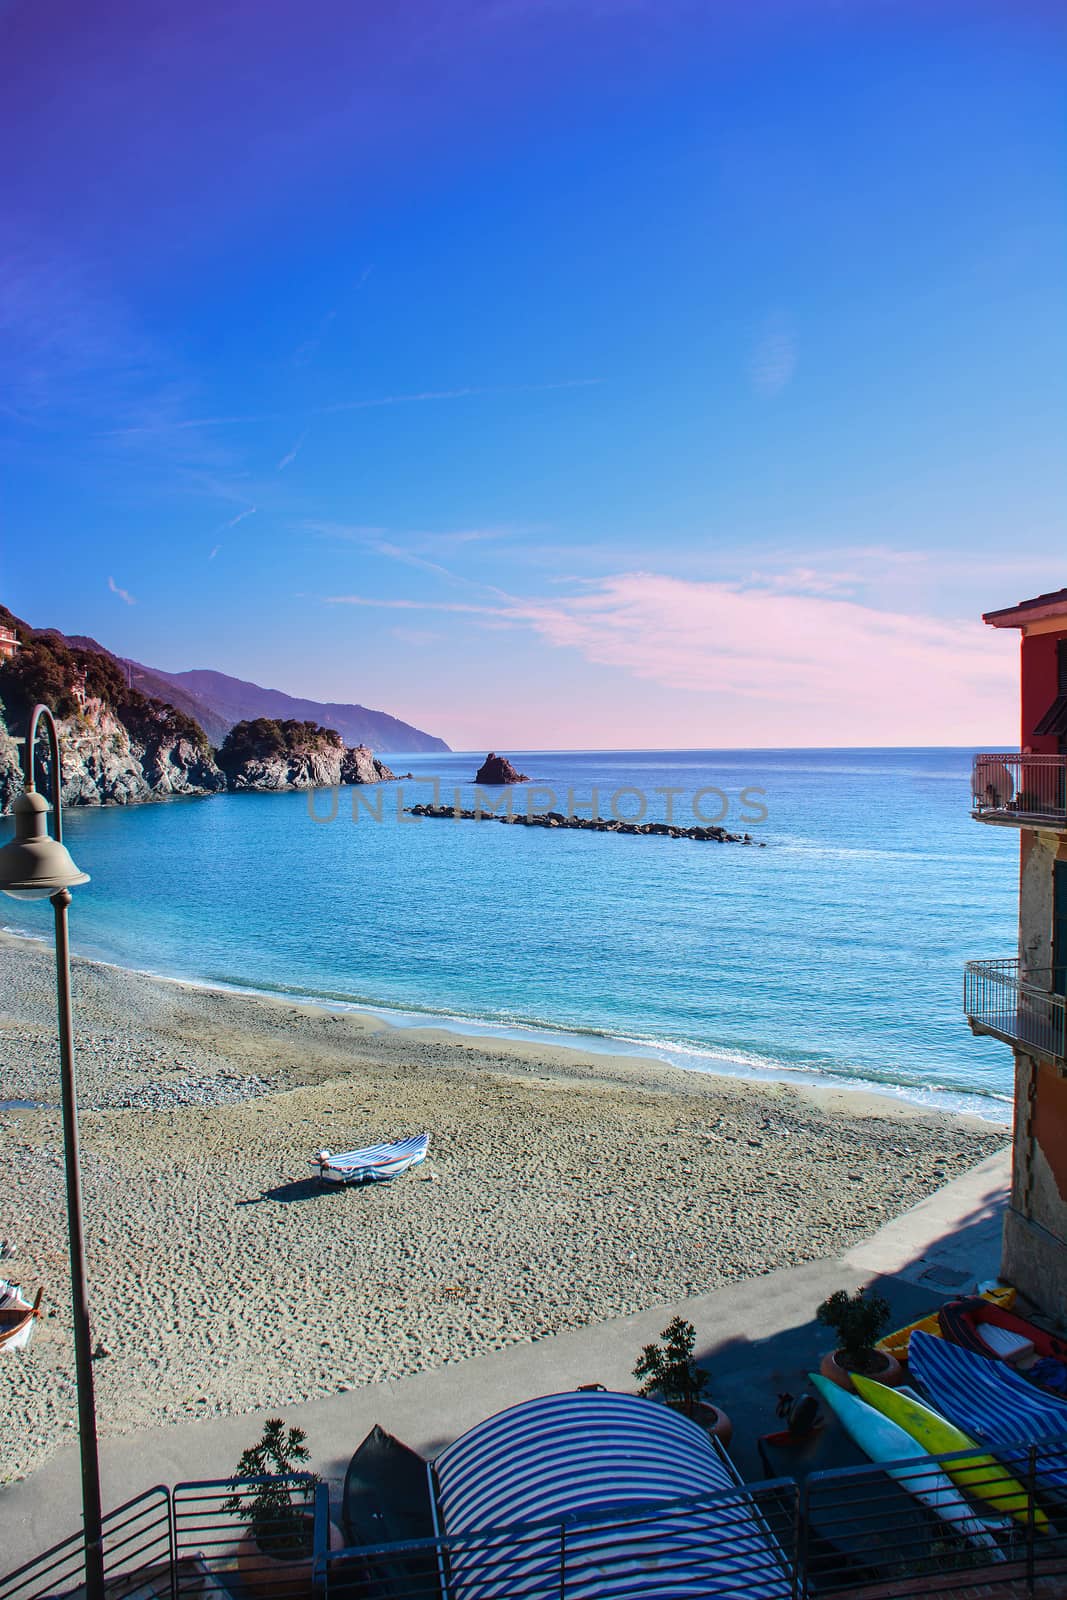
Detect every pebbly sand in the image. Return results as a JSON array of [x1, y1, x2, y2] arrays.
[[0, 931, 1006, 1485]]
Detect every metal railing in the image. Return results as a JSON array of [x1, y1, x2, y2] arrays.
[[0, 1476, 316, 1600], [965, 960, 1067, 1069], [318, 1476, 800, 1600], [0, 1487, 171, 1600], [972, 754, 1067, 828], [7, 1441, 1067, 1600]]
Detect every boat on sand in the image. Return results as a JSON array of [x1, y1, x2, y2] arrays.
[[310, 1133, 429, 1186], [0, 1281, 43, 1351]]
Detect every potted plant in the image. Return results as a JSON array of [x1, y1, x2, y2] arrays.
[[817, 1286, 902, 1393], [633, 1317, 732, 1445], [224, 1419, 340, 1598]]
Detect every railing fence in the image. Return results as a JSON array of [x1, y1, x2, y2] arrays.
[[972, 754, 1067, 826], [965, 959, 1067, 1069], [0, 1488, 171, 1600], [6, 1442, 1067, 1600]]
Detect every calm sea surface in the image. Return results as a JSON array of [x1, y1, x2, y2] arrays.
[[0, 749, 1019, 1120]]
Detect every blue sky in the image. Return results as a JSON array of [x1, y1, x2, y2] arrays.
[[1, 0, 1063, 748]]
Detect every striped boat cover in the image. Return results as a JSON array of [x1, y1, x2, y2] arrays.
[[321, 1133, 429, 1174], [432, 1391, 792, 1599], [909, 1330, 1067, 1487]]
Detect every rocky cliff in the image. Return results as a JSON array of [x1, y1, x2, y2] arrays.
[[0, 609, 398, 814], [217, 718, 395, 792], [0, 696, 226, 810], [0, 606, 227, 812]]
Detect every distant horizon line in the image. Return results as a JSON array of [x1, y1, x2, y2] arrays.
[[384, 741, 1019, 756]]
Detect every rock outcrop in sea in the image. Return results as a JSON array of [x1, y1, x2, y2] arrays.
[[218, 719, 395, 792], [475, 752, 530, 784]]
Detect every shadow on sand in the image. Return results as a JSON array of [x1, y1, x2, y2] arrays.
[[236, 1176, 339, 1205]]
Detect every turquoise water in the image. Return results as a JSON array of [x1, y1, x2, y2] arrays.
[[0, 749, 1019, 1120]]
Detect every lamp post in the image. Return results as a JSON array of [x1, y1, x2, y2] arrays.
[[0, 705, 103, 1600]]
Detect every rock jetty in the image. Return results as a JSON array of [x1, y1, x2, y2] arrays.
[[406, 803, 763, 844], [474, 752, 530, 784]]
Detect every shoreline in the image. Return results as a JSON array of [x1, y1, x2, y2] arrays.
[[0, 928, 1012, 1126], [0, 930, 1008, 1486]]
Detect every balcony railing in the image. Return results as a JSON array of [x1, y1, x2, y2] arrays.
[[972, 753, 1067, 827], [965, 959, 1067, 1069]]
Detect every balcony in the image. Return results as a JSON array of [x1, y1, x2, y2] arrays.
[[972, 752, 1067, 828], [965, 959, 1067, 1069]]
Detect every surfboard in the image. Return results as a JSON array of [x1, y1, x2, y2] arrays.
[[809, 1374, 1006, 1554], [851, 1373, 1046, 1529]]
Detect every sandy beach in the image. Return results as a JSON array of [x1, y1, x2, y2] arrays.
[[0, 931, 1006, 1486]]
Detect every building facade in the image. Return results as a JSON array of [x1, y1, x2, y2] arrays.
[[0, 623, 18, 660], [966, 587, 1067, 1318]]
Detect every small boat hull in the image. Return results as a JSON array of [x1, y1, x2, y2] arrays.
[[0, 1286, 43, 1352], [938, 1296, 1067, 1375], [310, 1133, 429, 1186], [880, 1286, 1015, 1363]]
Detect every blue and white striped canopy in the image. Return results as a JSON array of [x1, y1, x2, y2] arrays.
[[910, 1330, 1067, 1488], [432, 1391, 792, 1599]]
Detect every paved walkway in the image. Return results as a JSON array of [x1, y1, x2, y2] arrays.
[[1, 1150, 1009, 1575]]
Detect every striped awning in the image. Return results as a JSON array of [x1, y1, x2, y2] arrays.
[[431, 1391, 792, 1599], [909, 1331, 1067, 1489]]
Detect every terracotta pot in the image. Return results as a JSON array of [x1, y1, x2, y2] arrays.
[[819, 1346, 903, 1395], [236, 1516, 344, 1600], [684, 1400, 734, 1448]]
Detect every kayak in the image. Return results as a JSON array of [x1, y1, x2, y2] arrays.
[[809, 1375, 1006, 1555], [879, 1286, 1015, 1363], [938, 1297, 1067, 1389], [851, 1373, 1046, 1529]]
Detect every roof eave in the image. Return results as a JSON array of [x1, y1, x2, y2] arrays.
[[983, 590, 1067, 630]]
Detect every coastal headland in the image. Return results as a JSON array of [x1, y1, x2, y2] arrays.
[[0, 931, 1005, 1485]]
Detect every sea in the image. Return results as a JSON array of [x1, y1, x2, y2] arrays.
[[0, 748, 1019, 1123]]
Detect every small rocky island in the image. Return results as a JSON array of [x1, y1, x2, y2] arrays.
[[217, 718, 394, 791], [474, 752, 529, 784], [406, 803, 762, 845]]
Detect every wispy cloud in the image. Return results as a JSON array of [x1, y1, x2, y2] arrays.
[[293, 309, 337, 367], [221, 505, 256, 530], [750, 312, 797, 396], [103, 377, 604, 438], [108, 576, 137, 605], [208, 545, 221, 561], [277, 432, 307, 471], [311, 521, 522, 596], [325, 570, 1018, 742], [325, 594, 499, 615]]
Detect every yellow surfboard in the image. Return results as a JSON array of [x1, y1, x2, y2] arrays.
[[851, 1374, 1047, 1530]]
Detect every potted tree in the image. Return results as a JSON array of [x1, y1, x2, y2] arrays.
[[817, 1287, 903, 1393], [224, 1419, 341, 1599], [633, 1317, 732, 1445]]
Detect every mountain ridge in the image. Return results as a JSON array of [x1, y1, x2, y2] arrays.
[[61, 641, 450, 753]]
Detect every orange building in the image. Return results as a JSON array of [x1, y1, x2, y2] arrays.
[[0, 624, 17, 661], [966, 587, 1067, 1315]]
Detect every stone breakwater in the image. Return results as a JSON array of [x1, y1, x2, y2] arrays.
[[405, 802, 765, 844]]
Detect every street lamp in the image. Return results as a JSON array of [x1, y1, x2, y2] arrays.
[[0, 704, 103, 1600]]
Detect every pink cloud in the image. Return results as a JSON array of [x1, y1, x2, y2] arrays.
[[328, 573, 1019, 746]]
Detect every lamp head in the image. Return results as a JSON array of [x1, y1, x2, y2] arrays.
[[0, 789, 90, 901]]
